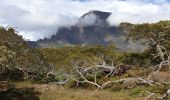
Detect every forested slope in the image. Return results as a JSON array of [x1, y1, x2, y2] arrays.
[[0, 26, 54, 81]]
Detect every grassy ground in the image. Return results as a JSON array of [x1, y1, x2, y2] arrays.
[[1, 81, 169, 100], [3, 81, 152, 100]]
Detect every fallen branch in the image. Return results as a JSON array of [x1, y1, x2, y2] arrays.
[[144, 89, 170, 100], [155, 61, 170, 73], [101, 77, 153, 89]]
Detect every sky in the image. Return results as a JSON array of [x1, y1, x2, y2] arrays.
[[0, 0, 170, 41]]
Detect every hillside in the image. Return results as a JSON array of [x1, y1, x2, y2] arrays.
[[0, 21, 170, 100], [120, 21, 170, 51]]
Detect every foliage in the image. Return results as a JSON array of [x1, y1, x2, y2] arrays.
[[0, 26, 54, 81], [38, 45, 122, 71], [120, 21, 170, 51], [0, 45, 17, 80]]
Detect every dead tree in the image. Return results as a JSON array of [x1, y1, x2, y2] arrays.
[[144, 39, 170, 100], [150, 38, 170, 72], [63, 65, 101, 89], [56, 62, 153, 90]]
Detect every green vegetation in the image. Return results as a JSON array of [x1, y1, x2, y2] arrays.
[[38, 45, 121, 70], [120, 21, 170, 50], [0, 21, 170, 99], [0, 26, 53, 81]]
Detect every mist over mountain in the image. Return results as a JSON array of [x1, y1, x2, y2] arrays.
[[28, 11, 122, 47], [28, 10, 147, 52], [1, 0, 170, 41]]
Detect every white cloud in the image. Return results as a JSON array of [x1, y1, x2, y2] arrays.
[[78, 13, 97, 26], [107, 0, 170, 25], [0, 0, 170, 40]]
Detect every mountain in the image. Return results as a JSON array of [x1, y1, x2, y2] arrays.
[[28, 10, 124, 48]]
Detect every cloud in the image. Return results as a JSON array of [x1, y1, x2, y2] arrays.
[[104, 35, 146, 52], [78, 13, 97, 26], [0, 1, 80, 41], [107, 0, 170, 25], [0, 0, 170, 40]]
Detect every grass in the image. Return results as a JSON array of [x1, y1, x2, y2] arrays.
[[7, 81, 149, 100], [0, 81, 40, 100]]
